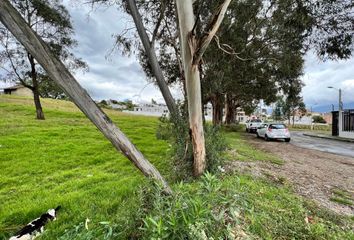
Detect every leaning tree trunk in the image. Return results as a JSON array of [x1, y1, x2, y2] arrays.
[[0, 0, 171, 193], [126, 0, 177, 116], [176, 0, 206, 177], [28, 54, 45, 120]]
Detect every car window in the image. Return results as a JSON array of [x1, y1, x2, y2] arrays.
[[269, 124, 286, 129], [251, 119, 262, 122]]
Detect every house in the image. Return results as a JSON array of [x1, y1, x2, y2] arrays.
[[235, 107, 247, 123], [332, 109, 354, 139], [2, 85, 33, 97]]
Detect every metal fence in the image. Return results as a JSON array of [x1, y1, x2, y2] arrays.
[[342, 110, 354, 132]]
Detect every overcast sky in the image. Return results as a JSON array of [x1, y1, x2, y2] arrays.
[[2, 2, 353, 108]]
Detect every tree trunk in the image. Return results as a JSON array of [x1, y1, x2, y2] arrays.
[[126, 0, 177, 117], [33, 87, 44, 120], [225, 95, 236, 124], [0, 0, 171, 194], [211, 94, 223, 126], [28, 54, 45, 120], [176, 0, 206, 177]]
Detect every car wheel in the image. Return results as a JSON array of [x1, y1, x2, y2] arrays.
[[246, 128, 249, 133], [265, 134, 270, 141], [256, 132, 260, 138], [285, 138, 290, 142]]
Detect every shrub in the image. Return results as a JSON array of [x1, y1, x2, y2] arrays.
[[156, 105, 227, 181], [136, 173, 245, 240], [313, 115, 327, 123]]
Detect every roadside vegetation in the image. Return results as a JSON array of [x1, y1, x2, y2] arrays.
[[1, 95, 353, 239], [288, 124, 331, 132]]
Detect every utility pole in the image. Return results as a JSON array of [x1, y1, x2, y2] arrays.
[[339, 88, 343, 110]]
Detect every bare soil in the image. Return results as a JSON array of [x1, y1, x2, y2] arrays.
[[227, 133, 354, 216]]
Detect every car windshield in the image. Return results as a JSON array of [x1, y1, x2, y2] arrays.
[[251, 119, 262, 122], [269, 124, 286, 129]]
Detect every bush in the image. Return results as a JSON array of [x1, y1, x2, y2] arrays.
[[313, 115, 327, 123], [156, 106, 227, 181], [136, 173, 245, 240]]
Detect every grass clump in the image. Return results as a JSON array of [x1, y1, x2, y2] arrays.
[[330, 188, 354, 207]]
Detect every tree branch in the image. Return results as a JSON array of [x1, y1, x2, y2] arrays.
[[192, 0, 232, 66], [151, 0, 166, 45]]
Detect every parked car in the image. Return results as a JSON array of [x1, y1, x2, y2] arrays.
[[246, 119, 263, 133], [256, 123, 291, 142]]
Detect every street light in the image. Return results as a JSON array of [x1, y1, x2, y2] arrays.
[[327, 86, 343, 111]]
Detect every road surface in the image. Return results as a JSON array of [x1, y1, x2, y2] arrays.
[[290, 131, 354, 158]]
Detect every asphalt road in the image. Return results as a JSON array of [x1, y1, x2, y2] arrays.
[[290, 131, 354, 158]]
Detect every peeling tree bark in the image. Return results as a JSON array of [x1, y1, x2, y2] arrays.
[[126, 0, 177, 116], [176, 0, 206, 177], [176, 0, 232, 177], [0, 0, 171, 193]]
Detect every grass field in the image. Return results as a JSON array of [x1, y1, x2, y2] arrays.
[[0, 95, 353, 239], [0, 95, 171, 239]]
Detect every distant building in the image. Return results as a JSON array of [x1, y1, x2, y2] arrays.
[[107, 100, 127, 110], [322, 112, 333, 124], [2, 85, 33, 97], [124, 103, 169, 117], [204, 103, 213, 121], [236, 108, 247, 123]]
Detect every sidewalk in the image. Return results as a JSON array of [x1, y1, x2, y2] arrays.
[[303, 132, 354, 143]]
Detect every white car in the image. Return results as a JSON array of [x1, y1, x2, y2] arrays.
[[246, 119, 263, 133], [256, 123, 291, 142]]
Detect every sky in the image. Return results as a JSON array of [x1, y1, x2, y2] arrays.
[[1, 1, 353, 109]]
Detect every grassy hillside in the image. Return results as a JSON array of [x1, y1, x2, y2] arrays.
[[0, 95, 170, 239], [0, 95, 353, 239]]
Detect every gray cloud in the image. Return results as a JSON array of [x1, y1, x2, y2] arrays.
[[301, 52, 354, 107]]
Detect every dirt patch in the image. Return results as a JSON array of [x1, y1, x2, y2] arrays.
[[227, 133, 354, 216]]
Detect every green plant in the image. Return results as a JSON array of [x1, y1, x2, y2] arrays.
[[313, 115, 327, 123], [137, 173, 246, 240], [156, 105, 227, 181]]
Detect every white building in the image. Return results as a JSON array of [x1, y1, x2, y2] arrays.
[[107, 100, 127, 110], [124, 103, 169, 117]]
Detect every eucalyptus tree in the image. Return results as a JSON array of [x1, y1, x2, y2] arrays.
[[0, 0, 86, 120]]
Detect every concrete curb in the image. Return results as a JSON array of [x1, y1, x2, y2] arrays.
[[303, 133, 354, 143]]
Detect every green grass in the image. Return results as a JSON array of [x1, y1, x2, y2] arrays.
[[224, 130, 284, 165], [330, 188, 354, 207], [0, 95, 171, 239], [0, 95, 353, 239]]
